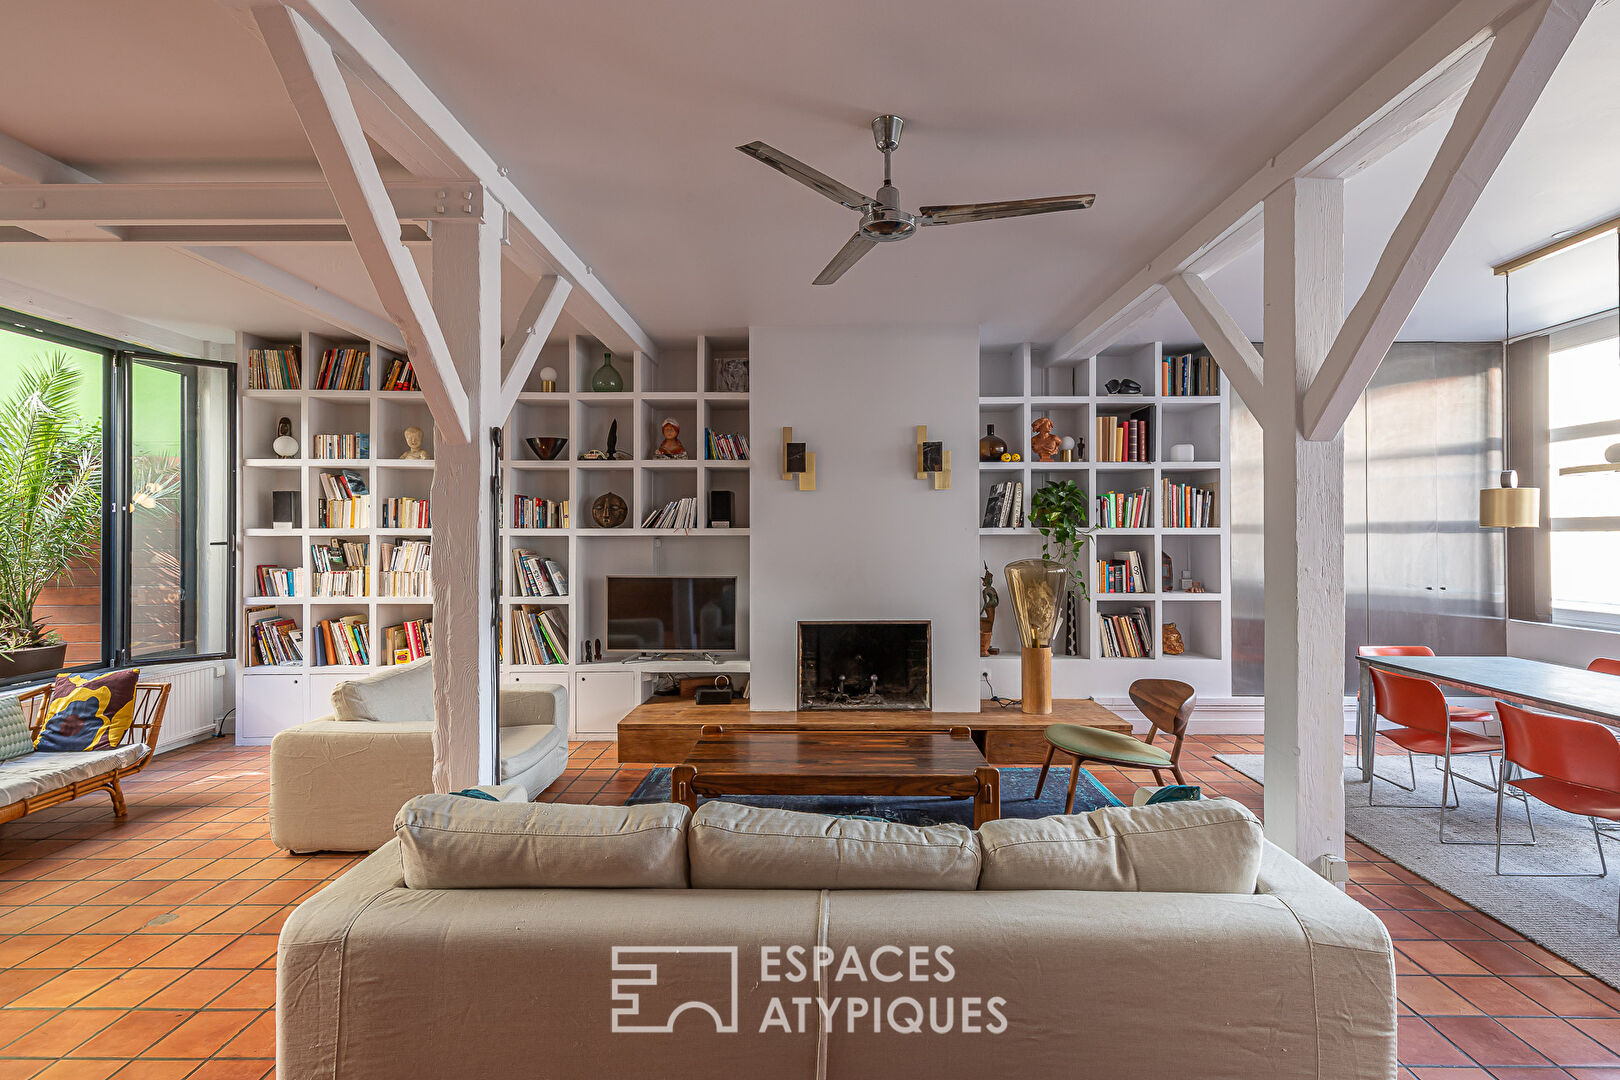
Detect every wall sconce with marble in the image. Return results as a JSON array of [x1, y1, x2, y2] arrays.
[[915, 426, 951, 490], [781, 427, 816, 491]]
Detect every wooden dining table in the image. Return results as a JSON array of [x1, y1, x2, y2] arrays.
[[1355, 654, 1620, 782]]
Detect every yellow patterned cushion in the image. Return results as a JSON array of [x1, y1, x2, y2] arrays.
[[35, 670, 140, 752]]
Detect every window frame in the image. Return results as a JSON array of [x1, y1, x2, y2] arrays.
[[0, 308, 237, 688]]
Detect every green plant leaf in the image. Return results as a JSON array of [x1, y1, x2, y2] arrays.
[[1029, 479, 1092, 597]]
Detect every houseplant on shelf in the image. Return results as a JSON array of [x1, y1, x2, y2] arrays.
[[1018, 480, 1092, 705], [0, 355, 103, 679], [1029, 479, 1092, 598]]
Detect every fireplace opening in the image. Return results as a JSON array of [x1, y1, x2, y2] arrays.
[[798, 621, 931, 710]]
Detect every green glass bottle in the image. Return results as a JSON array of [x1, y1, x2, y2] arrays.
[[591, 351, 623, 392]]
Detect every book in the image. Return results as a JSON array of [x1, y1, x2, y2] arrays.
[[254, 565, 304, 598], [312, 432, 370, 460], [1162, 352, 1221, 396], [1162, 479, 1218, 528], [381, 497, 430, 529], [641, 496, 699, 529], [381, 618, 432, 664], [378, 540, 431, 597], [246, 346, 300, 390], [509, 606, 569, 665], [980, 481, 1025, 529], [704, 430, 751, 461], [510, 495, 566, 529], [379, 356, 420, 391], [246, 607, 303, 666], [313, 346, 370, 391]]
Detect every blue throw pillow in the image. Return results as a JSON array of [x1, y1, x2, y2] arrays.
[[1145, 785, 1202, 804], [453, 788, 499, 801]]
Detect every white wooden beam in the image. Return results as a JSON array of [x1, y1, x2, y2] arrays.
[[428, 211, 503, 792], [255, 4, 471, 444], [1261, 177, 1347, 868], [1047, 0, 1517, 358], [497, 275, 571, 422], [255, 0, 653, 358], [1057, 286, 1168, 363], [0, 273, 227, 360], [1164, 273, 1265, 411], [0, 132, 120, 241], [0, 181, 473, 226], [1301, 0, 1592, 441]]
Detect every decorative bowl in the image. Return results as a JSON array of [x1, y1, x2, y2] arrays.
[[526, 436, 567, 461]]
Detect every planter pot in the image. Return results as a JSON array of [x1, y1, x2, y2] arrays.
[[0, 643, 67, 682]]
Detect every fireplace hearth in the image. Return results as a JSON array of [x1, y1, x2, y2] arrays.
[[798, 621, 931, 710]]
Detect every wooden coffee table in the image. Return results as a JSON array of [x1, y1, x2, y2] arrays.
[[671, 726, 1001, 827]]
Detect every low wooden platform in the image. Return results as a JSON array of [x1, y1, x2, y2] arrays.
[[616, 698, 1132, 765]]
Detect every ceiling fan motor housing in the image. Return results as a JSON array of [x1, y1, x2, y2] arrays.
[[861, 184, 916, 241]]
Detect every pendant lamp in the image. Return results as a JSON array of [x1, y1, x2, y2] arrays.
[[1480, 270, 1541, 528]]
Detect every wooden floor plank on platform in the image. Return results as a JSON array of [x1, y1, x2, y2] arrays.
[[615, 698, 1132, 765]]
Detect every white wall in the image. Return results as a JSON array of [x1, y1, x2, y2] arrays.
[[749, 325, 980, 711], [1507, 618, 1620, 666]]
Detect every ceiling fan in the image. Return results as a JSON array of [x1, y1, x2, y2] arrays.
[[737, 115, 1095, 285]]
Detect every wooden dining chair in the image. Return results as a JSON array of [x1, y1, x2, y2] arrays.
[[1589, 658, 1620, 676], [1034, 679, 1193, 813], [1494, 702, 1620, 932]]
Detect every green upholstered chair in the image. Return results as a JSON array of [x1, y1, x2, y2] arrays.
[[1035, 679, 1195, 813]]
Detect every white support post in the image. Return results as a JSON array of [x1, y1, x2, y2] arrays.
[[428, 208, 504, 791], [1164, 273, 1265, 412], [1261, 177, 1347, 866], [1302, 0, 1592, 441], [255, 4, 471, 444], [498, 275, 572, 422]]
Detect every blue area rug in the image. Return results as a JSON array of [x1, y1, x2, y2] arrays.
[[625, 765, 1121, 826]]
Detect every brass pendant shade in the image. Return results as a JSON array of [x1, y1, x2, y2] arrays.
[[1479, 470, 1540, 529]]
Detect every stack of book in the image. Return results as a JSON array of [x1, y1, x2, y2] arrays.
[[509, 606, 569, 666], [246, 609, 303, 666], [1095, 411, 1153, 462], [312, 615, 370, 666], [704, 430, 751, 460], [1096, 488, 1150, 529], [1163, 480, 1217, 527], [1162, 353, 1220, 397], [512, 550, 568, 597], [310, 539, 368, 597], [246, 346, 300, 390], [511, 495, 565, 529], [379, 355, 419, 391], [254, 565, 304, 598], [378, 540, 431, 597], [313, 346, 370, 390], [380, 619, 431, 665], [1098, 549, 1149, 594], [981, 480, 1025, 528], [315, 471, 369, 529], [642, 496, 698, 529], [380, 497, 430, 529], [1098, 607, 1153, 658], [312, 433, 369, 460]]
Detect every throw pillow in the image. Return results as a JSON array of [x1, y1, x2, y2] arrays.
[[0, 692, 32, 761], [34, 669, 140, 752], [1144, 785, 1202, 804]]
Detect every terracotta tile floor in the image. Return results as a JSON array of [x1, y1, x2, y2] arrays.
[[0, 734, 1616, 1078]]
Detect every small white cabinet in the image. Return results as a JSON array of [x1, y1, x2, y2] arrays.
[[236, 672, 306, 744], [573, 669, 638, 739]]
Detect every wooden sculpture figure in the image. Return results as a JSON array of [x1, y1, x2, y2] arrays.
[[980, 563, 999, 656], [1031, 416, 1060, 462]]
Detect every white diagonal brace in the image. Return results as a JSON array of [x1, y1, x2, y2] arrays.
[[255, 3, 470, 444], [498, 275, 571, 422], [1302, 0, 1592, 441], [1164, 273, 1265, 411]]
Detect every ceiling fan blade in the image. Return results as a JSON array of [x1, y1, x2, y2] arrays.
[[917, 194, 1096, 227], [813, 232, 878, 285], [737, 141, 872, 213]]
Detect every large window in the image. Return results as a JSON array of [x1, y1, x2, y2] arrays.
[[0, 312, 234, 681], [1545, 317, 1620, 627]]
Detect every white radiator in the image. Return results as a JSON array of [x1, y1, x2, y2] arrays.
[[145, 661, 229, 753]]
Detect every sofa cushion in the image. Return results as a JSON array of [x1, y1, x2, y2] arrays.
[[331, 659, 433, 724], [497, 721, 565, 781], [688, 802, 980, 890], [0, 693, 31, 762], [395, 794, 690, 889], [35, 669, 140, 752], [977, 797, 1263, 893], [0, 743, 149, 807]]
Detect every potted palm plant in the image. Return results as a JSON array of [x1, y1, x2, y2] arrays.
[[0, 355, 102, 679]]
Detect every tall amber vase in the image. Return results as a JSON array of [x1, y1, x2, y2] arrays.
[[1004, 558, 1068, 715]]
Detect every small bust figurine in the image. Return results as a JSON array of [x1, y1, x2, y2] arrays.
[[401, 426, 430, 460], [655, 418, 687, 459], [1031, 416, 1060, 462]]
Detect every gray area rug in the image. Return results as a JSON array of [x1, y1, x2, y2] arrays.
[[1217, 753, 1620, 988]]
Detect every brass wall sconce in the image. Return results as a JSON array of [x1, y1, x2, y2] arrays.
[[781, 427, 816, 491], [915, 426, 951, 490]]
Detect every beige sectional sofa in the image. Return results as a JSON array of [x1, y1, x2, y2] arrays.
[[267, 659, 567, 852], [278, 795, 1396, 1079]]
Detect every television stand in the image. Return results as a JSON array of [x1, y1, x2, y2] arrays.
[[622, 652, 724, 664]]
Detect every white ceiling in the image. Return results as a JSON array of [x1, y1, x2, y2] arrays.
[[0, 0, 1614, 352]]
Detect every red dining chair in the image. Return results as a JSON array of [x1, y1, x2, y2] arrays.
[[1495, 702, 1620, 932], [1360, 645, 1493, 723], [1589, 658, 1620, 676], [1369, 668, 1507, 843]]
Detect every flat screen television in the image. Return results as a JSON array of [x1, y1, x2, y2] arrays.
[[606, 576, 738, 652]]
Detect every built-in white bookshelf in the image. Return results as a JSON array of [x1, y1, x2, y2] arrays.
[[235, 330, 751, 744], [977, 342, 1232, 699]]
